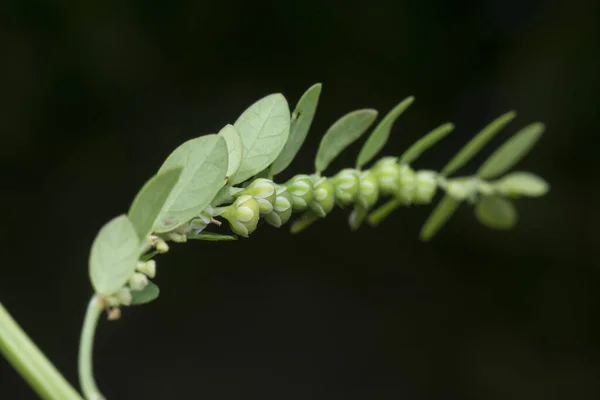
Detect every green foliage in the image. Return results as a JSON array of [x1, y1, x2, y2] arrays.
[[154, 135, 228, 233], [89, 215, 140, 295], [187, 232, 237, 241], [219, 124, 243, 179], [399, 123, 454, 165], [315, 109, 378, 173], [419, 195, 460, 241], [356, 96, 414, 168], [441, 111, 516, 176], [475, 195, 518, 229], [128, 168, 183, 241], [271, 83, 322, 175], [477, 123, 544, 179], [493, 172, 549, 197], [130, 282, 160, 305], [231, 93, 291, 184]]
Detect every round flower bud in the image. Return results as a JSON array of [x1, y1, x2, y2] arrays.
[[309, 177, 335, 217], [264, 186, 293, 228], [284, 174, 313, 211], [136, 260, 157, 279], [372, 157, 401, 195], [413, 170, 438, 204], [222, 195, 260, 237], [330, 168, 359, 206], [236, 178, 277, 214], [357, 170, 380, 209], [395, 164, 416, 204], [129, 273, 149, 291], [115, 287, 132, 307]]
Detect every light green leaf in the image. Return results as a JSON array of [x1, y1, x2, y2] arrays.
[[128, 168, 183, 241], [290, 211, 319, 234], [356, 96, 414, 168], [271, 83, 322, 175], [399, 123, 454, 165], [475, 195, 517, 230], [441, 111, 516, 176], [186, 232, 237, 241], [419, 194, 460, 241], [493, 172, 549, 197], [89, 215, 140, 295], [140, 250, 159, 262], [315, 109, 378, 173], [348, 205, 368, 231], [231, 93, 291, 184], [154, 134, 228, 233], [131, 282, 160, 305], [477, 123, 544, 179], [219, 124, 243, 178], [367, 199, 401, 227]]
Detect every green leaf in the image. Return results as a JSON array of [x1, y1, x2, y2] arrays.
[[348, 205, 368, 231], [494, 172, 549, 197], [270, 83, 322, 175], [231, 93, 291, 184], [356, 96, 414, 168], [130, 282, 160, 305], [475, 195, 517, 230], [89, 215, 140, 295], [140, 250, 159, 262], [315, 109, 378, 173], [128, 168, 183, 241], [154, 134, 228, 233], [399, 123, 454, 165], [219, 124, 243, 178], [441, 111, 516, 176], [186, 232, 237, 241], [419, 194, 460, 241], [477, 123, 544, 179], [367, 199, 401, 227], [290, 211, 319, 234]]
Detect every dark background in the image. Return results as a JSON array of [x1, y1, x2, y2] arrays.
[[1, 0, 598, 399]]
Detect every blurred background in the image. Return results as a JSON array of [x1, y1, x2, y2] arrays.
[[0, 0, 598, 399]]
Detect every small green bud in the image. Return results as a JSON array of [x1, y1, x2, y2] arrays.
[[395, 164, 416, 204], [129, 273, 149, 291], [137, 260, 156, 279], [222, 195, 260, 237], [285, 174, 313, 211], [149, 236, 169, 253], [165, 232, 187, 243], [413, 170, 438, 204], [309, 177, 335, 217], [372, 157, 401, 195], [331, 168, 360, 206], [236, 178, 277, 214], [357, 170, 380, 209], [264, 186, 293, 228], [115, 288, 132, 307]]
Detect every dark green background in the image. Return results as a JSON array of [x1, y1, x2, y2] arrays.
[[1, 0, 598, 399]]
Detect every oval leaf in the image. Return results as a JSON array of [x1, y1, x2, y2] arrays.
[[231, 93, 291, 184], [219, 124, 243, 178], [477, 123, 544, 179], [419, 194, 460, 241], [475, 195, 517, 230], [131, 282, 160, 305], [271, 83, 322, 175], [154, 134, 228, 233], [441, 111, 516, 176], [315, 109, 378, 173], [494, 171, 549, 197], [356, 96, 414, 168], [89, 215, 140, 295], [128, 168, 183, 241], [399, 123, 454, 165]]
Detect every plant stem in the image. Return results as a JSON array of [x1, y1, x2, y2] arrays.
[[78, 295, 105, 400], [367, 198, 401, 226], [0, 302, 83, 400]]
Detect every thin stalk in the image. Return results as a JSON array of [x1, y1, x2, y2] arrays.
[[0, 302, 83, 400], [78, 295, 105, 400], [367, 198, 401, 226]]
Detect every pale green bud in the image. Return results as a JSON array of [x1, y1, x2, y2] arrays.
[[285, 174, 313, 211], [446, 177, 478, 202], [129, 273, 149, 291], [237, 178, 277, 214], [331, 168, 359, 206], [372, 157, 401, 195], [165, 232, 187, 243], [136, 260, 156, 279], [309, 177, 335, 217], [264, 186, 293, 228], [190, 205, 215, 233], [395, 164, 416, 204], [357, 170, 380, 209], [413, 170, 438, 204], [115, 287, 132, 307], [149, 236, 169, 253], [222, 195, 260, 237]]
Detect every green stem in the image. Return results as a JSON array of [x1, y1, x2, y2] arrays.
[[78, 295, 105, 400], [367, 198, 401, 226], [0, 302, 83, 400]]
